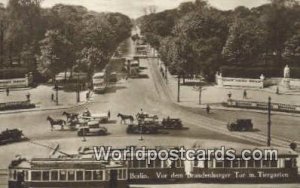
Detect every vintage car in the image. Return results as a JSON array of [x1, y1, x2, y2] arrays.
[[227, 119, 253, 131], [160, 117, 183, 129], [78, 112, 109, 123], [126, 123, 159, 134], [0, 129, 25, 145], [77, 121, 107, 136]]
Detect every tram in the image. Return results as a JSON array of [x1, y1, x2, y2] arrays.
[[8, 145, 299, 187], [8, 157, 127, 188]]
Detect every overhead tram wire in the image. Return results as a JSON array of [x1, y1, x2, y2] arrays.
[[26, 138, 72, 157]]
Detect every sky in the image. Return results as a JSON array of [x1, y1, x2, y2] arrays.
[[0, 0, 269, 18]]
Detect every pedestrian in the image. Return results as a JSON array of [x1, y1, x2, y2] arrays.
[[206, 104, 210, 114], [227, 91, 232, 100], [276, 86, 279, 95], [86, 92, 90, 100], [290, 141, 297, 151], [243, 90, 247, 99], [108, 110, 111, 119], [6, 87, 9, 96], [26, 92, 31, 102], [51, 93, 54, 101]]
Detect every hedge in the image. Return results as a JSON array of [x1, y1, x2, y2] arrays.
[[220, 66, 300, 79], [0, 68, 29, 79], [0, 101, 35, 111]]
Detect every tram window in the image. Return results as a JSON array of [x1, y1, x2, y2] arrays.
[[128, 160, 133, 168], [232, 160, 239, 168], [248, 160, 255, 168], [148, 160, 155, 168], [255, 160, 262, 168], [162, 160, 168, 168], [24, 171, 28, 181], [240, 160, 246, 168], [155, 159, 161, 168], [262, 160, 270, 168], [133, 160, 139, 168], [284, 159, 292, 168], [68, 170, 75, 181], [118, 169, 123, 180], [224, 160, 231, 168], [215, 161, 223, 168], [123, 169, 127, 179], [270, 160, 277, 168], [13, 170, 17, 180], [176, 160, 182, 168], [9, 170, 15, 180], [194, 160, 198, 167], [51, 171, 58, 181], [85, 170, 92, 180], [93, 170, 103, 180], [59, 170, 67, 181], [42, 171, 50, 181], [76, 171, 83, 181], [31, 171, 41, 181], [140, 160, 147, 168]]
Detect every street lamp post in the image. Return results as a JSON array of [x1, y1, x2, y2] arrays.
[[267, 97, 272, 147], [139, 123, 144, 141], [177, 75, 180, 103], [77, 73, 80, 103]]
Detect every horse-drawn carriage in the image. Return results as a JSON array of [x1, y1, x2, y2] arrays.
[[0, 129, 25, 145], [77, 121, 107, 136], [136, 112, 158, 121]]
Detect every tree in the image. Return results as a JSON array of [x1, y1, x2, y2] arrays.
[[222, 17, 267, 65], [37, 30, 72, 80], [283, 28, 300, 64], [76, 47, 105, 79], [259, 0, 299, 64], [0, 3, 6, 66], [6, 0, 43, 66]]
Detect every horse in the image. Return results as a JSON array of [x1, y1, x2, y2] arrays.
[[117, 113, 134, 124], [47, 116, 66, 131], [62, 111, 79, 122]]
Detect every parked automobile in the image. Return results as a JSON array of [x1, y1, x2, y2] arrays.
[[77, 121, 107, 136], [0, 129, 25, 145], [227, 119, 253, 131], [161, 118, 183, 129]]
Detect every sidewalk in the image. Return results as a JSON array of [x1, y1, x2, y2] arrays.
[[158, 62, 300, 113], [0, 85, 92, 113]]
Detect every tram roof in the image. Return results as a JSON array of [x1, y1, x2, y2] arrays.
[[10, 158, 125, 170]]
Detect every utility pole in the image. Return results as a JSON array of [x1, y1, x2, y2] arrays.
[[267, 97, 271, 147], [77, 73, 80, 103], [54, 82, 59, 106], [177, 75, 180, 102]]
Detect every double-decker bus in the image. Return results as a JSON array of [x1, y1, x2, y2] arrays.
[[92, 72, 107, 94]]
